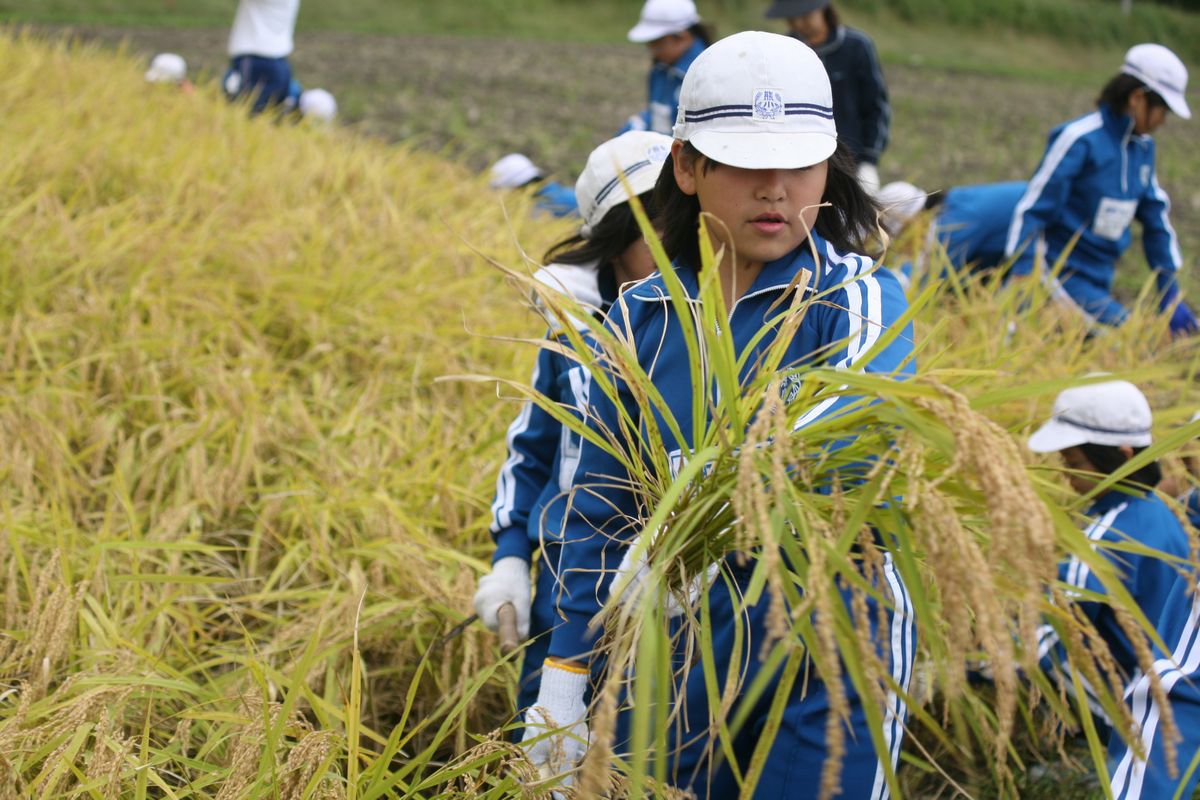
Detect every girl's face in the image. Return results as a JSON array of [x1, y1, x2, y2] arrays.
[[1129, 88, 1169, 135], [1059, 446, 1101, 495], [672, 140, 828, 271], [612, 236, 657, 287], [787, 11, 830, 47], [647, 31, 694, 66]]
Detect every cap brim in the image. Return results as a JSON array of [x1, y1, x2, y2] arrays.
[[1027, 420, 1089, 453], [689, 130, 837, 170], [1162, 89, 1192, 120], [627, 18, 697, 42]]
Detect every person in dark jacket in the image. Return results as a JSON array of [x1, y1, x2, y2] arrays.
[[765, 0, 890, 193]]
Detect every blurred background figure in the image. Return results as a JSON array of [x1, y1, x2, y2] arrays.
[[1005, 43, 1197, 336], [620, 0, 712, 135], [765, 0, 889, 194], [144, 52, 194, 93], [223, 0, 301, 115], [879, 180, 1027, 285], [299, 88, 338, 123], [488, 153, 578, 218]]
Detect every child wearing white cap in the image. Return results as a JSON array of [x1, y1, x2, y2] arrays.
[[765, 0, 890, 194], [1026, 380, 1190, 749], [619, 0, 713, 136], [522, 31, 916, 797], [223, 0, 301, 115], [475, 131, 672, 740], [1006, 44, 1196, 336], [487, 154, 579, 219]]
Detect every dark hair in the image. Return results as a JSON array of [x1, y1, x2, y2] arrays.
[[1078, 442, 1163, 490], [689, 22, 716, 47], [824, 4, 840, 31], [542, 190, 657, 302], [652, 141, 880, 269], [924, 190, 945, 211], [1097, 73, 1162, 115]]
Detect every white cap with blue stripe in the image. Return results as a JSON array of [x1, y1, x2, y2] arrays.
[[575, 131, 673, 235], [672, 31, 838, 170], [1121, 43, 1191, 121], [1028, 379, 1154, 452]]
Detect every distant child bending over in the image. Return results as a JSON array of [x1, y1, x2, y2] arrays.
[[620, 0, 713, 136]]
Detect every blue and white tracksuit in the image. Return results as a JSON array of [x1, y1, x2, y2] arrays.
[[488, 263, 607, 718], [532, 182, 579, 219], [1005, 104, 1183, 327], [1037, 490, 1191, 725], [619, 39, 706, 136], [547, 234, 917, 798], [1108, 575, 1200, 798]]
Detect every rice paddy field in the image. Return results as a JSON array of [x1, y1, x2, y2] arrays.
[[2, 3, 1200, 799]]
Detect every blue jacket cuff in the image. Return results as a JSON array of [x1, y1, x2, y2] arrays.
[[492, 529, 533, 564]]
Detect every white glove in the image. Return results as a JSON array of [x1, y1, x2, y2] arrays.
[[473, 556, 532, 638], [521, 661, 590, 782], [612, 535, 718, 618], [857, 162, 881, 196]]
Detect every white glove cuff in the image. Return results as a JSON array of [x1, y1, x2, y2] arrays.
[[539, 661, 589, 709]]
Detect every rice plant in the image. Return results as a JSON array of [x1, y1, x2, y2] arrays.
[[1, 28, 1199, 800]]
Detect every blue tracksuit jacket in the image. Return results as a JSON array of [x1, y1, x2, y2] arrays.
[[546, 234, 915, 662], [936, 181, 1027, 271], [808, 26, 890, 166], [1108, 573, 1200, 799], [619, 38, 706, 136], [1040, 489, 1191, 683], [489, 264, 606, 564], [1005, 104, 1182, 300]]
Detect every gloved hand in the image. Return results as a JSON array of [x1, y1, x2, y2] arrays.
[[1168, 301, 1200, 337], [856, 162, 881, 196], [612, 534, 718, 617], [521, 660, 590, 782], [473, 556, 531, 638]]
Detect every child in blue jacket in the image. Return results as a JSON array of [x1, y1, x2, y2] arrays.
[[521, 32, 916, 798], [1005, 44, 1197, 335], [1027, 380, 1191, 739], [620, 0, 713, 136], [880, 181, 1028, 285], [474, 131, 672, 730], [1108, 576, 1200, 799]]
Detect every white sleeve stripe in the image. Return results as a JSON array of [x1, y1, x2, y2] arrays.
[[1066, 504, 1125, 591], [1111, 592, 1200, 797], [488, 359, 541, 533], [1148, 172, 1182, 270], [871, 553, 915, 800], [1005, 113, 1104, 256]]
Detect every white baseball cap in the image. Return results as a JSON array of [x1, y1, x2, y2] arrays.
[[877, 181, 926, 236], [145, 53, 187, 84], [672, 31, 837, 170], [1121, 43, 1191, 120], [489, 154, 543, 190], [1028, 379, 1153, 453], [575, 131, 673, 233], [299, 88, 338, 121], [628, 0, 701, 43]]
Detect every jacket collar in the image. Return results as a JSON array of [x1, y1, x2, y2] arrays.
[[811, 26, 846, 57], [636, 233, 827, 303], [1099, 103, 1136, 142], [1087, 485, 1148, 515]]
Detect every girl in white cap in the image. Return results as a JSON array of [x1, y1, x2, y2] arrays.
[[1027, 379, 1190, 746], [620, 0, 713, 136], [522, 30, 915, 797], [1006, 44, 1196, 336], [475, 131, 672, 738]]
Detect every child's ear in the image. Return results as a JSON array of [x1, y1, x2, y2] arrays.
[[672, 141, 698, 196]]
